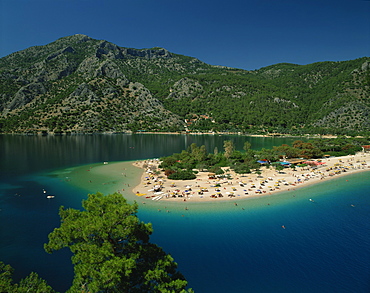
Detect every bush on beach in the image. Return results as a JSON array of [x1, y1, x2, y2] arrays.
[[167, 170, 197, 180]]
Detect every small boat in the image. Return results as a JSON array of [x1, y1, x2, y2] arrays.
[[46, 195, 55, 199]]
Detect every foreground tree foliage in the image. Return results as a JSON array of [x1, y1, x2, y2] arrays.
[[0, 262, 55, 293], [44, 192, 192, 293]]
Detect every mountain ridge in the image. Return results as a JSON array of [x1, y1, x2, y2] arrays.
[[0, 35, 369, 135]]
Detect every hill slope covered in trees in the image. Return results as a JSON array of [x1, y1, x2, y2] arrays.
[[0, 34, 369, 135]]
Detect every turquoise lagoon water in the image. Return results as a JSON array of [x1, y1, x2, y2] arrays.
[[1, 134, 369, 292]]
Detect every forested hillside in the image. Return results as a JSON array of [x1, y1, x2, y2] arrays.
[[0, 34, 369, 135]]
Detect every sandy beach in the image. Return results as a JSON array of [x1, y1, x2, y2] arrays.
[[132, 152, 370, 203]]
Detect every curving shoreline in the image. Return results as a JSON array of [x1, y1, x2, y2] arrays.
[[132, 152, 370, 203], [50, 152, 370, 206]]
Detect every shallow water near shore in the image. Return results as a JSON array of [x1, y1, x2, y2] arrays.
[[1, 134, 370, 292]]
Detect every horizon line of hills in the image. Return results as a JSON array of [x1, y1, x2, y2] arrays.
[[0, 34, 369, 136]]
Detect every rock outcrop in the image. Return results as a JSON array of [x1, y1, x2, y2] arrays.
[[167, 77, 203, 100], [7, 82, 46, 110]]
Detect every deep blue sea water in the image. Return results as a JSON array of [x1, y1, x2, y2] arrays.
[[138, 172, 370, 293], [1, 134, 369, 292]]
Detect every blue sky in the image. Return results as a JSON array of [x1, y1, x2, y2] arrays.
[[0, 0, 369, 70]]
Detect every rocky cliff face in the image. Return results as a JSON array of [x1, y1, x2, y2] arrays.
[[167, 77, 203, 100], [0, 34, 185, 133], [8, 82, 46, 110]]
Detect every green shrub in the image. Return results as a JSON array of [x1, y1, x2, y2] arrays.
[[167, 170, 196, 180]]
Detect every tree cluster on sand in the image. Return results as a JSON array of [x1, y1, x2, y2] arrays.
[[158, 137, 366, 180]]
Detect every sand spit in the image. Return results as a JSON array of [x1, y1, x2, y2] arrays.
[[132, 152, 370, 203]]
